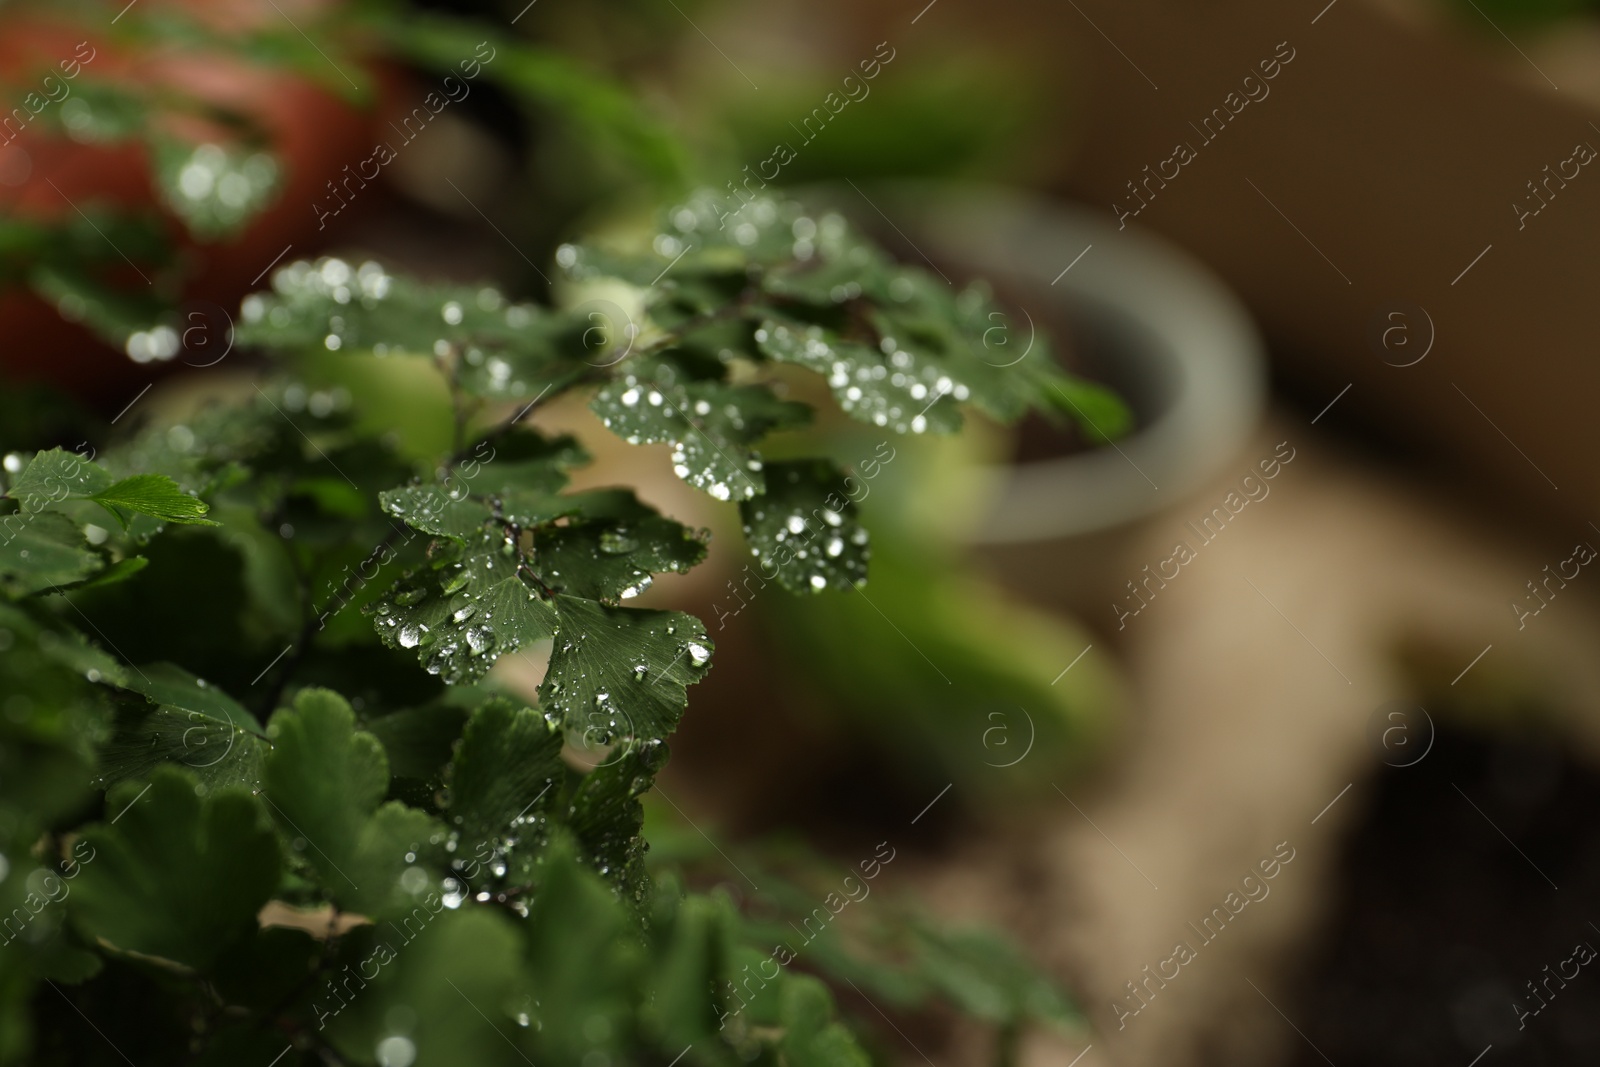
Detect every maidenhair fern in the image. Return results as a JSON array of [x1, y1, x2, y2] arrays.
[[0, 192, 1118, 1065]]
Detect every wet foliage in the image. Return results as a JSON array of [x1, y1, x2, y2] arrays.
[[0, 190, 1116, 1065]]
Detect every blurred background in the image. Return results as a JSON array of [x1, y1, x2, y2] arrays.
[[5, 0, 1600, 1063]]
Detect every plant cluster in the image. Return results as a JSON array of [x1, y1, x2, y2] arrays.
[[1, 1, 1129, 1062], [0, 187, 1122, 1064]]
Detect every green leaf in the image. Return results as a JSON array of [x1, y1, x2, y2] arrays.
[[379, 484, 502, 543], [761, 221, 896, 306], [108, 394, 280, 499], [237, 262, 590, 400], [561, 193, 801, 287], [378, 431, 588, 543], [346, 801, 441, 917], [95, 663, 267, 790], [0, 512, 102, 596], [521, 845, 641, 1063], [324, 908, 531, 1067], [869, 272, 1131, 439], [34, 945, 105, 986], [565, 739, 666, 905], [71, 766, 281, 968], [539, 595, 712, 742], [363, 700, 472, 785], [530, 489, 708, 602], [151, 137, 282, 242], [68, 555, 150, 591], [34, 77, 148, 145], [259, 685, 382, 839], [369, 528, 558, 684], [7, 449, 221, 539], [446, 699, 564, 865], [117, 661, 262, 729], [0, 602, 111, 833], [643, 890, 736, 1048], [261, 688, 439, 917], [590, 366, 811, 501], [32, 257, 179, 354], [907, 919, 1078, 1029], [738, 459, 869, 594], [7, 448, 112, 513], [566, 191, 1132, 443], [780, 976, 873, 1067], [1042, 375, 1135, 443], [90, 473, 219, 526], [377, 16, 691, 191], [22, 607, 125, 685], [755, 318, 963, 436]]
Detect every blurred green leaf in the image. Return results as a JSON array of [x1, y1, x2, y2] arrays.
[[8, 449, 112, 512], [71, 767, 281, 969], [261, 689, 440, 917], [0, 512, 101, 596], [97, 662, 269, 792], [376, 15, 690, 191], [780, 976, 872, 1067], [150, 138, 282, 242]]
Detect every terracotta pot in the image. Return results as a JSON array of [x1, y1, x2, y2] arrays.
[[0, 5, 394, 407]]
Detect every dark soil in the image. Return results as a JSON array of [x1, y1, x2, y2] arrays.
[[1282, 725, 1600, 1067]]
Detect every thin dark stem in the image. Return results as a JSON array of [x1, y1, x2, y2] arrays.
[[256, 525, 321, 718], [438, 347, 471, 456], [257, 612, 320, 719], [257, 516, 409, 719], [995, 1022, 1020, 1067], [250, 908, 347, 1058], [446, 368, 598, 468], [633, 278, 767, 358]]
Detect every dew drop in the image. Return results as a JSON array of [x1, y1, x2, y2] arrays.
[[599, 528, 639, 554]]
